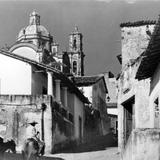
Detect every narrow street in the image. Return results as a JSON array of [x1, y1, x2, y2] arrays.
[[3, 133, 120, 160], [51, 147, 119, 160], [47, 133, 120, 160]]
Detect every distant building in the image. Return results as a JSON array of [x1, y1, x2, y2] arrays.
[[72, 75, 110, 140], [104, 71, 118, 135]]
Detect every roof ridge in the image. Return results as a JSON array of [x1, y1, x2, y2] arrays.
[[120, 20, 156, 28], [74, 74, 103, 78]]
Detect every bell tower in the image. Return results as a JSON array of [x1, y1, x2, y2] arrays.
[[69, 26, 85, 76]]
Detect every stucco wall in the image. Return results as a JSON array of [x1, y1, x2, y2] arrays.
[[118, 56, 151, 150], [0, 54, 32, 95], [118, 77, 151, 150], [135, 79, 151, 128]]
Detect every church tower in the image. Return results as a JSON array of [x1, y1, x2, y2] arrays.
[[69, 26, 85, 76]]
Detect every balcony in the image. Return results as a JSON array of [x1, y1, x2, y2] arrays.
[[53, 101, 74, 123], [60, 107, 67, 118], [68, 113, 74, 123]]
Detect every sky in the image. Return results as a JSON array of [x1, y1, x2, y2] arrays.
[[0, 0, 160, 76]]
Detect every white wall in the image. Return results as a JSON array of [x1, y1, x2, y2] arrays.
[[0, 54, 32, 95], [108, 108, 118, 115], [13, 46, 40, 62], [79, 86, 92, 103]]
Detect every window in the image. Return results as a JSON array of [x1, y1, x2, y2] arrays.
[[42, 86, 47, 95], [154, 98, 159, 117], [73, 61, 77, 74], [73, 38, 77, 50], [154, 97, 159, 128], [123, 97, 135, 145]]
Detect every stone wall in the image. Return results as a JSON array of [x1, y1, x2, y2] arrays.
[[121, 24, 155, 67]]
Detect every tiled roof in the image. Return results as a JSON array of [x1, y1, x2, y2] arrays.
[[136, 16, 160, 80], [120, 20, 156, 28], [72, 75, 108, 93], [72, 76, 102, 86]]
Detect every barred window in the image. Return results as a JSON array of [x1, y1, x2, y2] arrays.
[[154, 98, 159, 118]]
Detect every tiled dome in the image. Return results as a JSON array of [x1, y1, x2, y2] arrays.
[[17, 11, 50, 41]]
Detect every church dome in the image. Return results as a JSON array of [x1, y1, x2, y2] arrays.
[[17, 11, 50, 41], [18, 25, 49, 39]]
